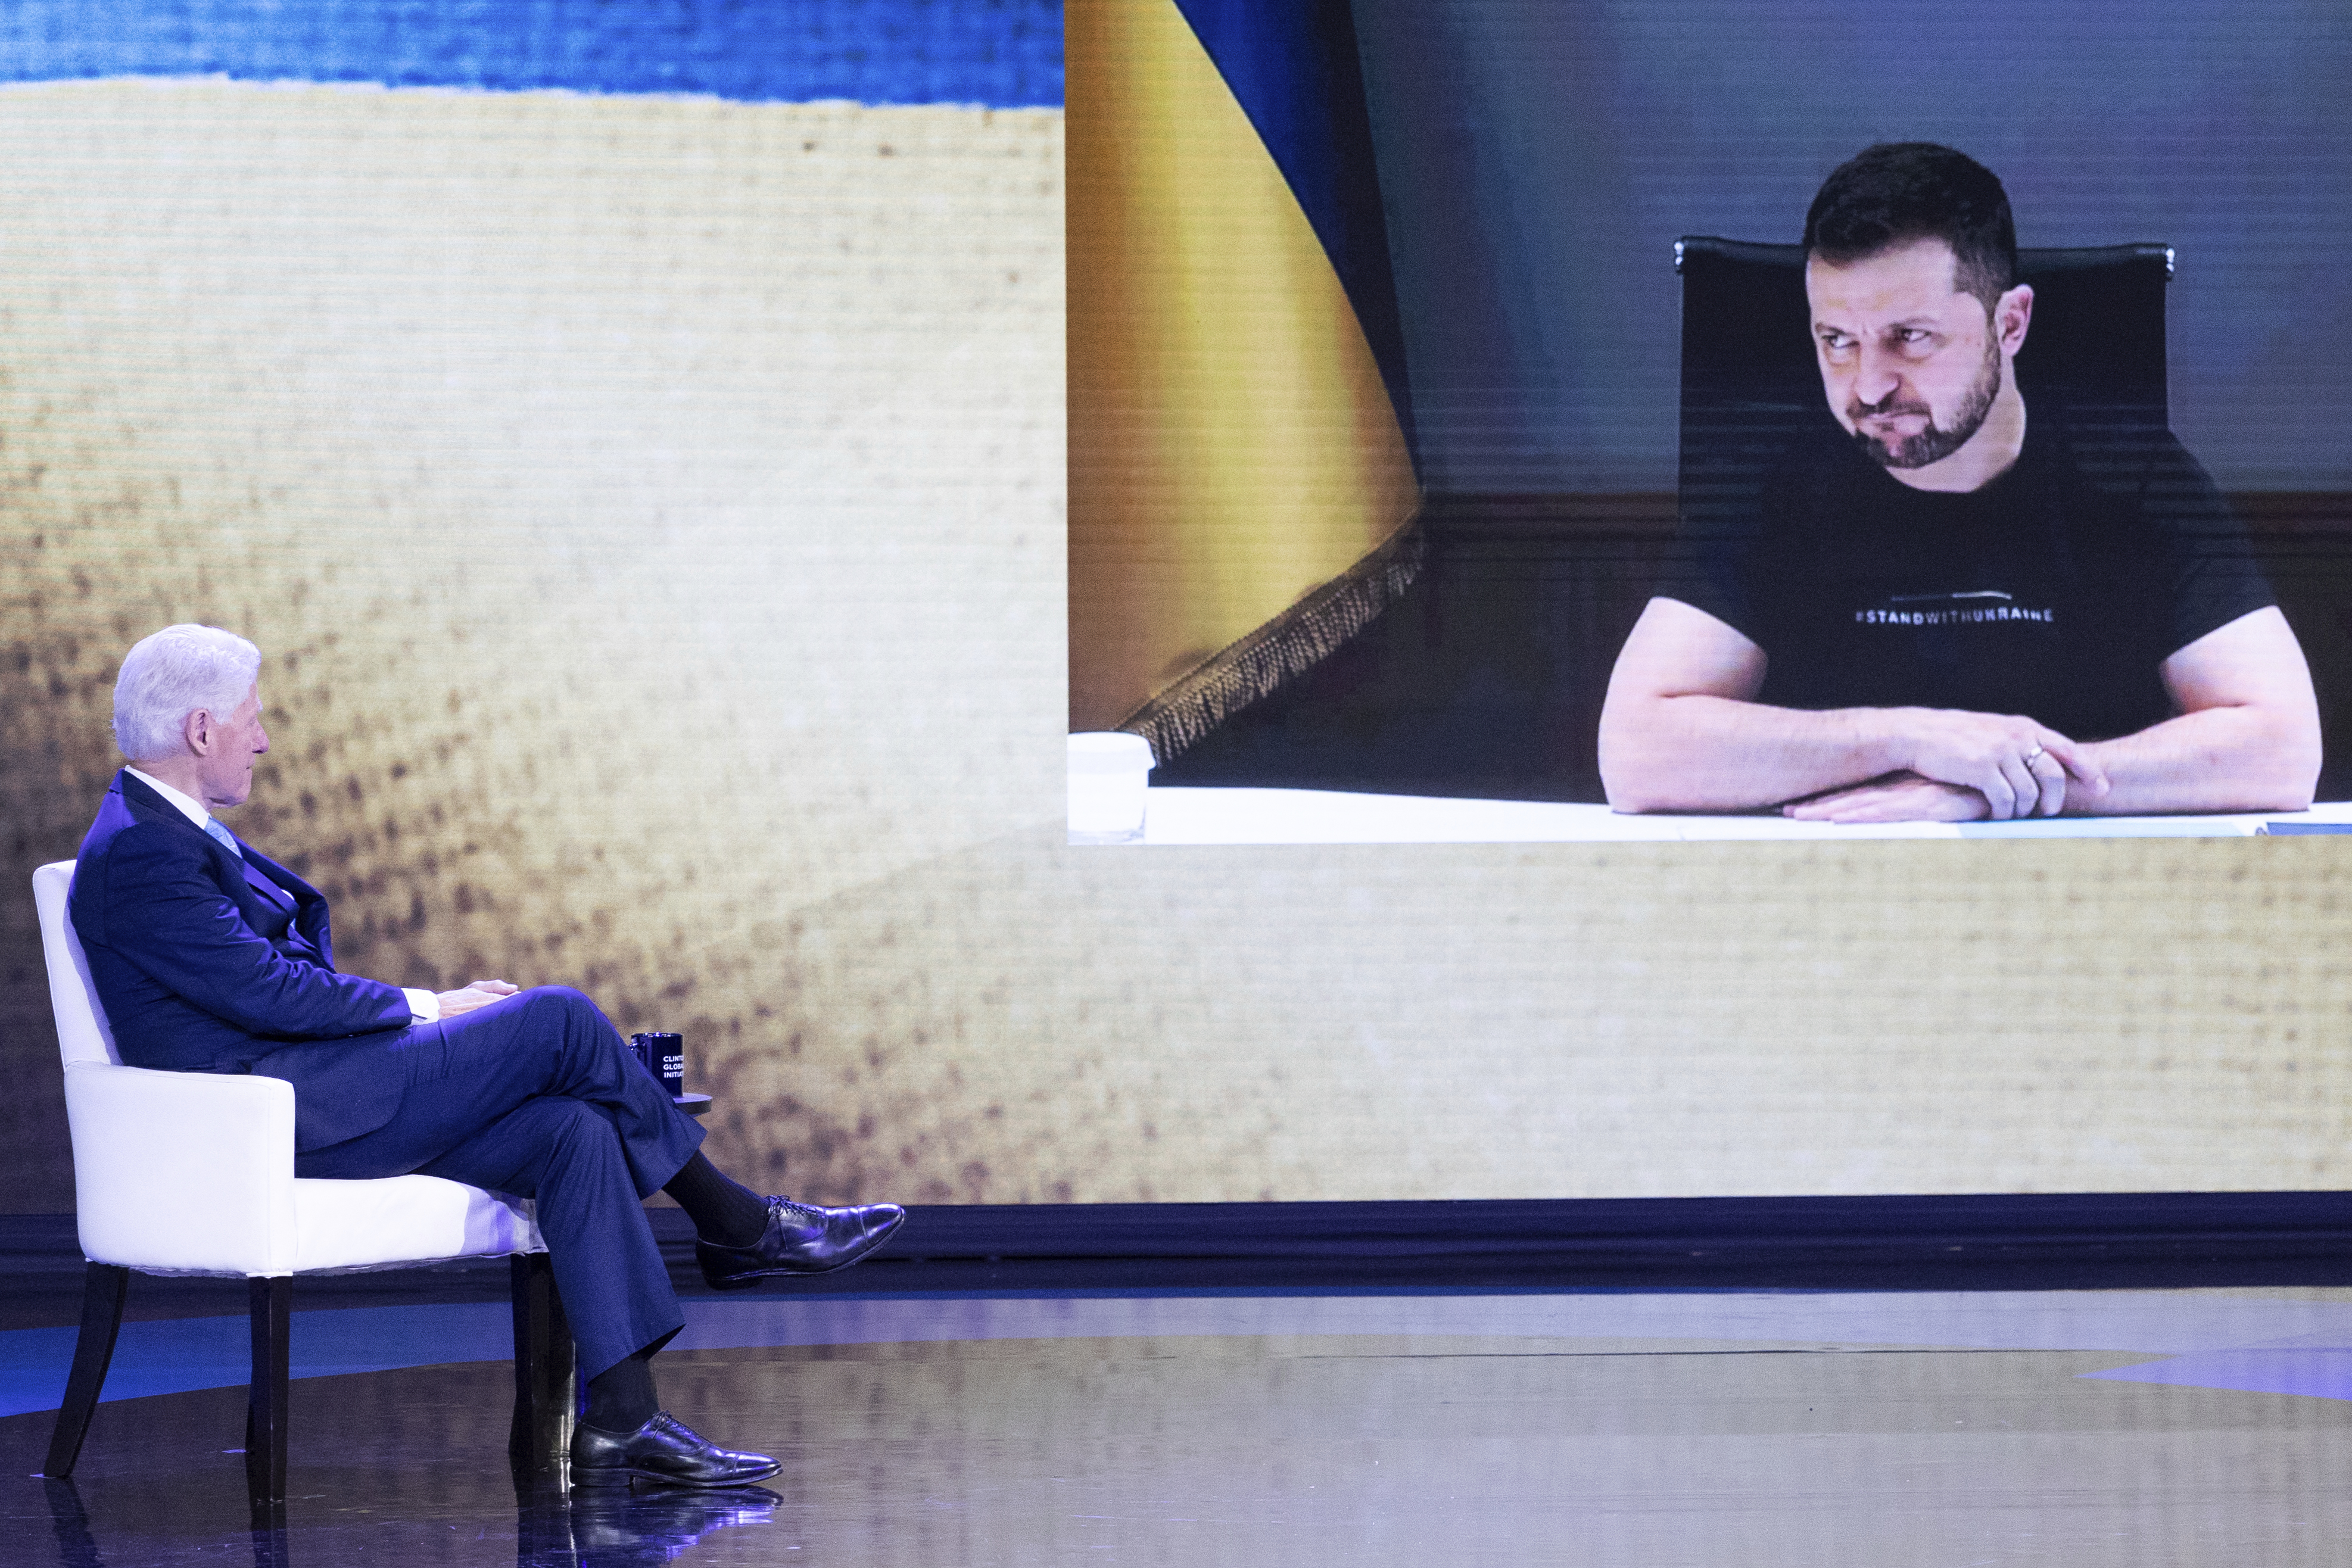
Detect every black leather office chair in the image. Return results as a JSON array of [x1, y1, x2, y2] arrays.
[[1676, 238, 2172, 406], [1673, 238, 2175, 560]]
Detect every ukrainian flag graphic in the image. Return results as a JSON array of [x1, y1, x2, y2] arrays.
[[0, 3, 1066, 1205], [1067, 0, 1420, 757]]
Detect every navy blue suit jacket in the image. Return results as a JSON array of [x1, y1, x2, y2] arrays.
[[71, 770, 418, 1151]]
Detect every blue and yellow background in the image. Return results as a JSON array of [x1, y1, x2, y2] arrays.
[[5, 1, 2351, 1213]]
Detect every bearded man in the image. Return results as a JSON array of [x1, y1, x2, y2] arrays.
[[1598, 142, 2320, 822]]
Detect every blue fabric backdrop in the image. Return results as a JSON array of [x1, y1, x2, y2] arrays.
[[0, 0, 1061, 107]]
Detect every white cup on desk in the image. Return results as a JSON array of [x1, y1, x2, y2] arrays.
[[1067, 731, 1155, 844]]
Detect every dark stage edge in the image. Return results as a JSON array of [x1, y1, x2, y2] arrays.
[[790, 1192, 2352, 1291], [10, 1192, 2352, 1313]]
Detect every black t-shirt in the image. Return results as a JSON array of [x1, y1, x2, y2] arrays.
[[1677, 414, 2275, 741]]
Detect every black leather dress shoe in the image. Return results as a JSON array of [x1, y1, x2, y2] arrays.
[[695, 1196, 907, 1290], [570, 1413, 781, 1491]]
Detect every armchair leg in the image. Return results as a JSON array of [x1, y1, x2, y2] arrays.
[[246, 1276, 292, 1507], [508, 1252, 577, 1480], [248, 1497, 291, 1561], [42, 1262, 130, 1479], [41, 1476, 99, 1565]]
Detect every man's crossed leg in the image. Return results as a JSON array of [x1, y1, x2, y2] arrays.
[[295, 984, 904, 1488]]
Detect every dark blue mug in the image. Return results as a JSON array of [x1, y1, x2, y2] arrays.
[[629, 1031, 685, 1098]]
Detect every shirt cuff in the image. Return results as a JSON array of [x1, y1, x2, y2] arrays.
[[403, 987, 441, 1024]]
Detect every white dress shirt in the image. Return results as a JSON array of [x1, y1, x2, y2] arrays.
[[124, 766, 439, 1024]]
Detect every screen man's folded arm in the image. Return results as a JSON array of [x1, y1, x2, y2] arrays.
[[1596, 596, 2104, 819], [1600, 598, 2317, 820], [2048, 606, 2320, 816], [1787, 607, 2320, 822]]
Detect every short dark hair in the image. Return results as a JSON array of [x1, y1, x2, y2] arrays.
[[1802, 143, 2017, 311]]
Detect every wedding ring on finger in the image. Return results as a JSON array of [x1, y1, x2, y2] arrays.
[[2021, 743, 2046, 767]]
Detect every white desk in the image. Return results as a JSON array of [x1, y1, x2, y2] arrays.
[[1131, 788, 2352, 846]]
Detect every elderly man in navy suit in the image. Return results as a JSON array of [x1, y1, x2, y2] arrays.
[[70, 623, 905, 1489]]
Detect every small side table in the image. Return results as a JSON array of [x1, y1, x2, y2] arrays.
[[674, 1093, 713, 1117]]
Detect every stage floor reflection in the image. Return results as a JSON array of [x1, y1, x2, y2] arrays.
[[10, 1289, 2352, 1566]]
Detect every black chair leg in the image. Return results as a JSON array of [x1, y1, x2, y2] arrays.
[[246, 1276, 292, 1507], [508, 1252, 577, 1480], [248, 1497, 291, 1566], [41, 1476, 98, 1565], [42, 1262, 130, 1479], [512, 1469, 578, 1566]]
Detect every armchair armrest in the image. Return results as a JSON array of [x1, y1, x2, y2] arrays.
[[64, 1059, 299, 1276]]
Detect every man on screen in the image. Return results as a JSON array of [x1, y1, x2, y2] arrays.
[[1597, 142, 2320, 822]]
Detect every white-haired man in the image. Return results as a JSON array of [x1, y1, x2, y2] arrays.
[[70, 623, 905, 1489]]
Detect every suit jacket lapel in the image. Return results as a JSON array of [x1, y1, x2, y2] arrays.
[[116, 771, 236, 875], [243, 845, 335, 970], [113, 771, 335, 970]]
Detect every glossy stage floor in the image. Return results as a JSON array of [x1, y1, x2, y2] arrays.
[[9, 1212, 2352, 1566]]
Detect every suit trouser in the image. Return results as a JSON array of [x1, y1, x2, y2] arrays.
[[293, 986, 705, 1382]]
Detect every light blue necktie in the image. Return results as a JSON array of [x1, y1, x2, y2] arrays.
[[203, 818, 243, 860]]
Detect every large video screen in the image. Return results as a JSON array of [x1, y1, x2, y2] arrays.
[[7, 2, 2350, 1215], [1072, 0, 2352, 846]]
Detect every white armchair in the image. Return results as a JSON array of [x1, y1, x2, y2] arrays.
[[31, 860, 577, 1505]]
